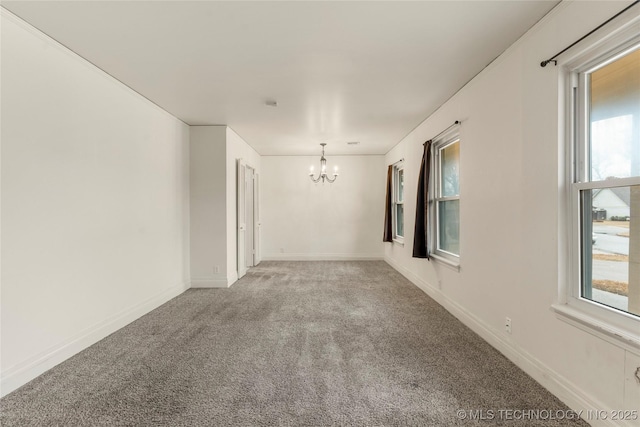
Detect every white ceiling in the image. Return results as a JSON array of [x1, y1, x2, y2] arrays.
[[3, 1, 560, 155]]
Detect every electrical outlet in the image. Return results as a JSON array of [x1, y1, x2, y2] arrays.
[[214, 266, 220, 274], [279, 248, 284, 253], [505, 317, 512, 334]]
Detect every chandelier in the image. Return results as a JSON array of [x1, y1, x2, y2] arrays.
[[309, 143, 338, 183]]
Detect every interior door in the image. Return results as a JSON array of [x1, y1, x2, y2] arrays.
[[254, 173, 261, 265], [237, 159, 247, 279], [245, 166, 254, 268]]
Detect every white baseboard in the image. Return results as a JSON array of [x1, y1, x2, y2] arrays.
[[262, 253, 384, 261], [384, 256, 630, 427], [192, 271, 239, 288], [227, 270, 239, 287], [0, 281, 189, 398], [190, 275, 230, 288]]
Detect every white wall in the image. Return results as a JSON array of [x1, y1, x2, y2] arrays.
[[225, 128, 261, 283], [1, 12, 190, 396], [189, 126, 259, 287], [262, 155, 385, 260], [384, 1, 639, 423], [189, 126, 227, 287]]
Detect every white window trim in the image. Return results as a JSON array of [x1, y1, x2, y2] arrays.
[[557, 19, 640, 350], [430, 129, 461, 267], [430, 253, 461, 272], [392, 160, 405, 245]]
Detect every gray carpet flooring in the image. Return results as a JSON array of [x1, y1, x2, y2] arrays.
[[1, 261, 586, 426]]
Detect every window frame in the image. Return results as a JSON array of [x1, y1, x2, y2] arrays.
[[430, 129, 461, 267], [392, 160, 405, 244], [558, 26, 640, 349]]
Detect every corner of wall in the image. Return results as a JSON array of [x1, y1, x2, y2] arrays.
[[189, 126, 229, 283], [227, 270, 239, 287]]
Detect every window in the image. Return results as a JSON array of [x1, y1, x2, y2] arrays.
[[431, 130, 460, 264], [563, 30, 640, 342], [393, 161, 405, 242]]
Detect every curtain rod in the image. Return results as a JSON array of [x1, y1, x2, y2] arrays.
[[423, 121, 460, 146], [540, 0, 639, 67]]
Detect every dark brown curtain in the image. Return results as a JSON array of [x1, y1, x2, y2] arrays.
[[383, 165, 393, 242], [413, 140, 432, 258]]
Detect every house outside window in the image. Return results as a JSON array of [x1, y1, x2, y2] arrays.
[[431, 130, 460, 264], [561, 29, 639, 343]]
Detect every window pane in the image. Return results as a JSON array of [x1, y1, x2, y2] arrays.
[[581, 185, 639, 318], [438, 199, 459, 255], [396, 204, 404, 237], [589, 47, 640, 181], [441, 141, 460, 197], [397, 168, 404, 202]]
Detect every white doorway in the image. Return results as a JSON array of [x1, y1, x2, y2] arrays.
[[245, 165, 255, 269], [237, 159, 260, 279]]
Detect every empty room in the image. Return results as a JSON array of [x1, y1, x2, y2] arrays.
[[1, 1, 639, 426]]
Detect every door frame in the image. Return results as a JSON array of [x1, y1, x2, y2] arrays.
[[237, 159, 260, 279]]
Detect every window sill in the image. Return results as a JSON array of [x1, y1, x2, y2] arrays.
[[551, 303, 640, 353], [392, 239, 404, 247], [430, 254, 460, 272]]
